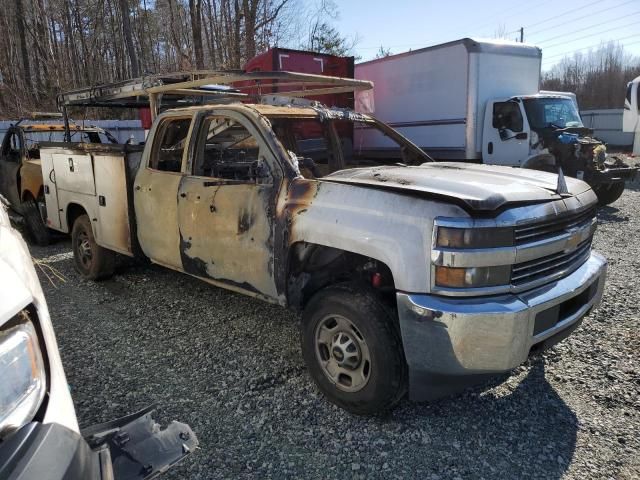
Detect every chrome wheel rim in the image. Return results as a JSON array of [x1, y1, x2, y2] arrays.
[[314, 314, 371, 392], [76, 231, 93, 268]]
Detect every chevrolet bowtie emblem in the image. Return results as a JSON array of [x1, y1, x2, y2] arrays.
[[556, 167, 569, 195]]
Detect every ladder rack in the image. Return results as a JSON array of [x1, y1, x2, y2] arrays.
[[57, 70, 373, 119]]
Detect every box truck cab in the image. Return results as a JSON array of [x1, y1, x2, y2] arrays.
[[483, 93, 584, 167], [354, 38, 637, 205]]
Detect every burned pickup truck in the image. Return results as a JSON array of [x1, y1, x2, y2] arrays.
[[0, 114, 117, 245], [37, 72, 607, 414]]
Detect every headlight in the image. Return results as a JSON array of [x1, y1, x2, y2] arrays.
[[435, 265, 511, 288], [436, 226, 513, 249], [0, 320, 46, 437]]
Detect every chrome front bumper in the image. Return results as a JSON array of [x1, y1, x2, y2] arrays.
[[397, 251, 607, 401]]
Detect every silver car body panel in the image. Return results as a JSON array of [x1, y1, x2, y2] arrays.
[[0, 205, 78, 433]]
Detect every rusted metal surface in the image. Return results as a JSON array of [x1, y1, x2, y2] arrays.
[[19, 160, 43, 200]]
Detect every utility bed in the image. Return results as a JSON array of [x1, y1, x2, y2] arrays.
[[40, 142, 142, 255]]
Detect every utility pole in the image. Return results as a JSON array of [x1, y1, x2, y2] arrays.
[[519, 27, 524, 43]]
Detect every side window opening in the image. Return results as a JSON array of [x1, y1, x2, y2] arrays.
[[149, 118, 191, 172], [2, 132, 21, 161], [492, 102, 523, 132], [192, 115, 262, 182]]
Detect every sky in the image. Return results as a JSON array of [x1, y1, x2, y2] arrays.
[[332, 0, 640, 70]]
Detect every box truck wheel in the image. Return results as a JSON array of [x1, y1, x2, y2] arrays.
[[71, 214, 115, 280], [22, 196, 50, 246], [594, 182, 625, 206], [301, 282, 407, 415]]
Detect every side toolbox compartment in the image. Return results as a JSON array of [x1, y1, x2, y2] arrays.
[[92, 152, 133, 255]]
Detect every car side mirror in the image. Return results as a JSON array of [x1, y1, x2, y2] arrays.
[[498, 128, 509, 141], [515, 132, 528, 140]]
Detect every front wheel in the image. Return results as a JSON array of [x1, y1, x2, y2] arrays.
[[594, 182, 625, 206], [301, 283, 407, 415], [71, 214, 115, 280]]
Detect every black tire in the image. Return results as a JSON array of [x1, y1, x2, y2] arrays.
[[71, 214, 115, 280], [301, 282, 407, 415], [22, 196, 50, 246], [594, 182, 625, 206]]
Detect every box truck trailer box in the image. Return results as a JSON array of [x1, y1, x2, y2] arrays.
[[354, 38, 637, 205]]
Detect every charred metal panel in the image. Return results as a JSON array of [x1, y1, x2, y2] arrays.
[[286, 178, 469, 293], [19, 160, 43, 200], [177, 178, 280, 300], [134, 168, 184, 270]]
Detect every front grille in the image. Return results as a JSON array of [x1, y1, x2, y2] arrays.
[[512, 239, 592, 287], [514, 206, 596, 245]]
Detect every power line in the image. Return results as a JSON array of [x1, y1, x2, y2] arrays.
[[535, 11, 640, 45], [540, 20, 640, 52], [522, 0, 601, 31], [541, 39, 640, 70], [541, 34, 640, 63], [527, 0, 637, 37], [468, 0, 557, 38]]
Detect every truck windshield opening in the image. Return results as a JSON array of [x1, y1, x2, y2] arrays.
[[523, 98, 584, 130], [269, 117, 430, 178]]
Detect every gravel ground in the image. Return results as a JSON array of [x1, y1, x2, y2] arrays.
[[28, 178, 640, 480]]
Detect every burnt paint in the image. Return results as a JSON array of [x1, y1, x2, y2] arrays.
[[273, 178, 321, 306], [179, 233, 210, 278], [237, 209, 255, 235]]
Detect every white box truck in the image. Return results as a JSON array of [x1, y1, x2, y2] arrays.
[[355, 38, 637, 205]]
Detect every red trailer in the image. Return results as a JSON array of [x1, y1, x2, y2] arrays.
[[243, 48, 356, 160], [243, 47, 355, 108]]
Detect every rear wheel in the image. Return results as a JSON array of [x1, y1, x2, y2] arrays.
[[22, 196, 49, 246], [71, 214, 115, 280], [594, 182, 625, 206], [301, 283, 407, 415]]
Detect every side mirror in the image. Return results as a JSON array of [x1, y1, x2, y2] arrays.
[[498, 128, 509, 141], [515, 132, 528, 140]]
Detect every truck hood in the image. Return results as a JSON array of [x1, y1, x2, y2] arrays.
[[322, 162, 592, 211]]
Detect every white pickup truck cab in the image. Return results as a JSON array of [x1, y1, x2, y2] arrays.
[[38, 101, 607, 414]]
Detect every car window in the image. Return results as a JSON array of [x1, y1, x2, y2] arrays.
[[149, 118, 191, 172], [1, 132, 21, 161], [492, 102, 523, 132], [192, 115, 262, 181]]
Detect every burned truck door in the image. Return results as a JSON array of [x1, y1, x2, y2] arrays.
[[134, 115, 194, 270], [0, 129, 24, 208], [177, 111, 280, 300]]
